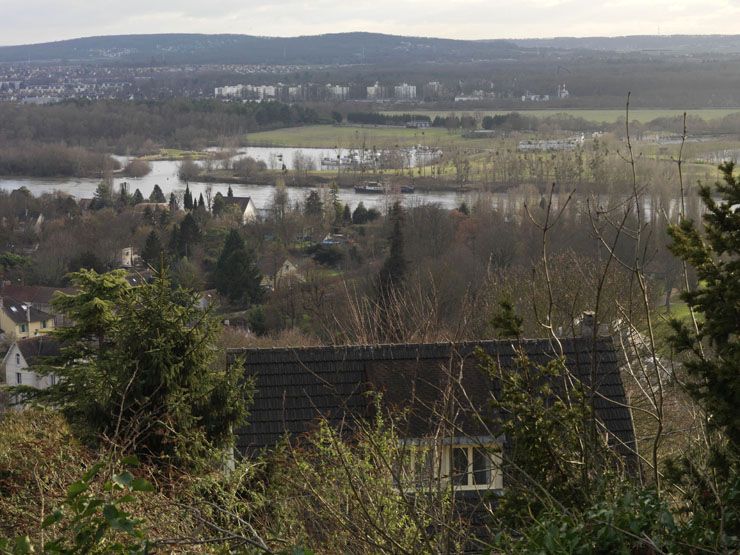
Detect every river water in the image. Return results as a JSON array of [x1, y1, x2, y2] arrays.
[[0, 147, 676, 220], [0, 148, 468, 211]]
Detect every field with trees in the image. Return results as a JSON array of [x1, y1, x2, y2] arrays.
[[383, 108, 740, 124]]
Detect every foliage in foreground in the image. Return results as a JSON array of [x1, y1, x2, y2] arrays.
[[19, 269, 249, 466]]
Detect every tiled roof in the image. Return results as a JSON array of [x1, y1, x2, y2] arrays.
[[16, 335, 60, 364], [0, 284, 76, 306], [229, 337, 636, 463], [0, 297, 53, 324], [226, 196, 252, 212]]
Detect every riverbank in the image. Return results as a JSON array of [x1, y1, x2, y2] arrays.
[[139, 149, 213, 162], [246, 125, 474, 149], [191, 169, 491, 193]]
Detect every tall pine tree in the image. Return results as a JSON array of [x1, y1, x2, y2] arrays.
[[183, 184, 193, 211], [149, 184, 166, 203], [378, 201, 406, 293], [214, 230, 263, 306], [141, 230, 163, 267], [132, 188, 144, 205], [20, 269, 248, 465], [668, 161, 740, 450]]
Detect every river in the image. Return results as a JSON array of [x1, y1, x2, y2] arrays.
[[0, 149, 469, 211], [0, 147, 675, 220]]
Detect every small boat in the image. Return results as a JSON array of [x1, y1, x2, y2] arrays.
[[400, 185, 415, 194], [354, 181, 385, 194], [321, 157, 340, 167]]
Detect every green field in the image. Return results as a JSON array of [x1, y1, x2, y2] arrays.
[[382, 108, 740, 124], [247, 126, 464, 149], [141, 148, 210, 161]]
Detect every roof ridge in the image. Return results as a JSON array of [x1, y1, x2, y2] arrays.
[[228, 336, 611, 355]]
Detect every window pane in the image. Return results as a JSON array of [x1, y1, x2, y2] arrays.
[[396, 447, 414, 487], [472, 448, 490, 485], [415, 448, 434, 487], [452, 447, 468, 486]]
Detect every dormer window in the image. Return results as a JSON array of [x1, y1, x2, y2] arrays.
[[398, 438, 502, 492], [451, 446, 494, 487]]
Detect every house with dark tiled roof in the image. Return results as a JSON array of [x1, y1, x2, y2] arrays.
[[1, 335, 60, 410], [0, 284, 76, 327], [229, 335, 636, 494], [0, 296, 54, 340], [124, 269, 156, 287]]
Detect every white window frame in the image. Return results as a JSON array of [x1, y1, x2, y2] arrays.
[[398, 436, 503, 492], [15, 372, 22, 385]]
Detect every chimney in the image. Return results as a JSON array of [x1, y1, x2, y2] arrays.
[[580, 311, 608, 337], [25, 302, 32, 326], [580, 311, 596, 337]]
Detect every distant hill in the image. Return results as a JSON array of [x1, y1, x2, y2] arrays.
[[0, 33, 525, 65], [510, 35, 740, 54]]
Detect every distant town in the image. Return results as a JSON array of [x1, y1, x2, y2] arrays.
[[214, 80, 570, 103], [0, 62, 570, 105]]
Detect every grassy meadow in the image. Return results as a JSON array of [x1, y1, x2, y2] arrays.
[[246, 125, 469, 149], [381, 108, 740, 124]]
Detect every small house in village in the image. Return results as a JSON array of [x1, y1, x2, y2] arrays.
[[1, 335, 60, 410], [226, 196, 257, 225], [259, 258, 304, 291], [0, 296, 54, 340], [124, 269, 156, 287], [0, 284, 75, 327], [120, 247, 135, 268], [230, 335, 636, 494]]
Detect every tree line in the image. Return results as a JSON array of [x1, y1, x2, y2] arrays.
[[0, 99, 325, 153]]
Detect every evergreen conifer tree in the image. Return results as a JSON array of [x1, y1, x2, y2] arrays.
[[343, 204, 352, 224], [329, 182, 342, 225], [92, 180, 113, 210], [378, 202, 406, 293], [352, 202, 368, 224], [118, 182, 130, 206], [132, 188, 144, 205], [212, 192, 226, 217], [149, 184, 166, 203], [304, 190, 323, 218], [214, 229, 263, 306], [668, 161, 740, 450], [22, 269, 248, 465], [183, 184, 193, 211], [172, 213, 200, 258], [141, 230, 163, 267]]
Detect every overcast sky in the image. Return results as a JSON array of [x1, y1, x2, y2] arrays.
[[1, 0, 739, 46]]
